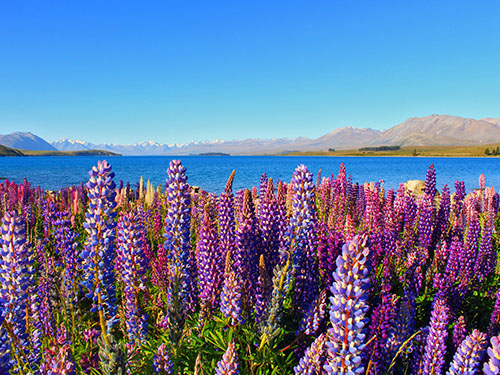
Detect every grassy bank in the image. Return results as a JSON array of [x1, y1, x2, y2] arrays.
[[0, 145, 121, 157]]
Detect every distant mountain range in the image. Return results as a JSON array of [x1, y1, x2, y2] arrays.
[[3, 114, 500, 155]]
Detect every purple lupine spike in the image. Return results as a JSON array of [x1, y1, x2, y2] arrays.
[[294, 333, 326, 375], [54, 211, 80, 306], [258, 178, 280, 273], [234, 189, 260, 306], [447, 329, 486, 375], [452, 316, 467, 354], [299, 289, 327, 336], [0, 211, 34, 369], [432, 185, 450, 246], [0, 304, 9, 370], [196, 202, 220, 311], [276, 181, 289, 256], [220, 267, 244, 326], [366, 290, 398, 375], [153, 343, 174, 374], [386, 291, 416, 364], [163, 160, 195, 345], [116, 211, 148, 347], [80, 160, 118, 342], [422, 299, 449, 375], [324, 235, 371, 375], [217, 170, 236, 306], [453, 181, 466, 237], [474, 215, 495, 282], [215, 340, 239, 375], [42, 344, 75, 375], [285, 165, 318, 314], [418, 194, 434, 253], [458, 210, 480, 292], [484, 335, 500, 375], [424, 164, 436, 198]]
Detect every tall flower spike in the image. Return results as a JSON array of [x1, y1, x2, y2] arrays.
[[446, 329, 486, 375], [324, 235, 371, 375], [215, 340, 239, 375], [164, 159, 196, 314], [0, 211, 34, 370], [484, 335, 500, 375], [116, 211, 148, 347], [153, 343, 174, 374], [422, 299, 449, 375], [80, 160, 118, 346]]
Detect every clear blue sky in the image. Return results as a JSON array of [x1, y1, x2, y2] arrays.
[[1, 1, 499, 144]]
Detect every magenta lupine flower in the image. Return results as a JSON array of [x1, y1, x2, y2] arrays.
[[324, 236, 371, 375], [484, 335, 500, 375], [215, 340, 239, 375], [422, 299, 449, 375], [42, 344, 75, 375], [446, 329, 486, 375], [0, 211, 34, 368], [153, 343, 174, 374], [196, 203, 220, 310], [80, 160, 118, 334], [458, 210, 480, 292], [294, 333, 326, 375], [418, 194, 434, 254], [116, 211, 148, 346], [488, 288, 500, 338], [474, 215, 494, 282]]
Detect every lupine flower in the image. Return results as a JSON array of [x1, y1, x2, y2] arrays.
[[220, 268, 244, 325], [153, 343, 174, 374], [80, 160, 118, 341], [484, 335, 500, 375], [446, 329, 486, 375], [0, 211, 34, 369], [424, 164, 437, 198], [215, 340, 239, 375], [294, 333, 326, 375], [164, 160, 196, 316], [422, 299, 449, 375], [116, 211, 148, 347], [324, 236, 371, 375]]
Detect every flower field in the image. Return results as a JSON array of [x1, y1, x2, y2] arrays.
[[1, 159, 500, 374]]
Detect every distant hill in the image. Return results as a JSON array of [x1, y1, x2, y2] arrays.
[[7, 114, 500, 155], [0, 132, 57, 151]]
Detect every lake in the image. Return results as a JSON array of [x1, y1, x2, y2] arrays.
[[1, 155, 498, 193]]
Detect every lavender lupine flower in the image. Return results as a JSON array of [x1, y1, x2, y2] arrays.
[[197, 202, 220, 312], [215, 340, 239, 375], [324, 236, 371, 375], [81, 160, 118, 343], [484, 335, 500, 375], [153, 343, 174, 374], [422, 299, 449, 375], [116, 211, 148, 347], [446, 329, 486, 375], [294, 333, 326, 375], [452, 316, 467, 355], [163, 160, 196, 343], [0, 211, 34, 368]]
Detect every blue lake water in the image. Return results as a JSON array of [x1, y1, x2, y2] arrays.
[[1, 155, 499, 193]]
